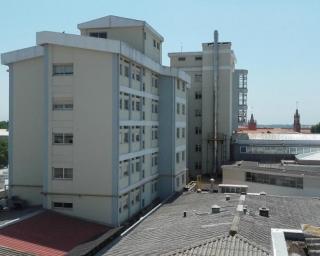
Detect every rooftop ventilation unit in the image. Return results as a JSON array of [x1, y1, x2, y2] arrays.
[[259, 207, 269, 217], [211, 205, 220, 214], [226, 195, 231, 201]]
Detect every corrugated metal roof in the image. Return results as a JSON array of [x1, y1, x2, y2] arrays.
[[162, 234, 270, 256], [236, 132, 320, 141]]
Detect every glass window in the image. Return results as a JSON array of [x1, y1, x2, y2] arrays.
[[64, 134, 73, 144], [53, 133, 63, 144], [53, 64, 73, 75]]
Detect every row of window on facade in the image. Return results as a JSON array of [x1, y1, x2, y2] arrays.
[[119, 93, 145, 112], [178, 56, 202, 62], [240, 145, 320, 155], [176, 150, 185, 164], [119, 126, 159, 144], [53, 133, 73, 144], [245, 172, 303, 189], [119, 156, 145, 178], [119, 153, 158, 179], [118, 178, 158, 213], [119, 58, 159, 89], [239, 93, 247, 106]]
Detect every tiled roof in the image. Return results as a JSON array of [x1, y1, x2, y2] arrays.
[[104, 193, 239, 255], [0, 210, 109, 256], [101, 193, 320, 256], [162, 234, 270, 256]]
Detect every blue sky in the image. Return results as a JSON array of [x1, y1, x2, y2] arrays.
[[0, 0, 319, 124]]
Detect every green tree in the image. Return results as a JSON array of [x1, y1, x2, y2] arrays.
[[0, 140, 8, 167], [0, 121, 8, 129], [311, 122, 320, 133]]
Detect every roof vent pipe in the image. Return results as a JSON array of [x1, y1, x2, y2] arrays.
[[210, 178, 215, 193], [259, 207, 269, 217]]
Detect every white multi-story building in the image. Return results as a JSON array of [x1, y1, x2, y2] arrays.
[[1, 16, 190, 226], [169, 32, 246, 177]]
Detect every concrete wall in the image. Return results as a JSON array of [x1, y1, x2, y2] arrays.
[[10, 57, 45, 205], [44, 45, 115, 225], [82, 26, 162, 64]]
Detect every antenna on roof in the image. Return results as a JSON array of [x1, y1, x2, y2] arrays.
[[180, 42, 183, 53]]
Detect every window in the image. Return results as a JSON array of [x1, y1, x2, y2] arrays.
[[64, 134, 73, 144], [153, 39, 156, 47], [182, 104, 185, 115], [152, 100, 159, 114], [240, 146, 247, 153], [176, 177, 180, 187], [182, 151, 185, 161], [53, 202, 73, 209], [144, 32, 146, 40], [245, 172, 303, 189], [157, 42, 160, 49], [53, 102, 73, 111], [195, 127, 202, 135], [195, 91, 202, 99], [177, 81, 180, 90], [195, 161, 202, 170], [176, 152, 180, 163], [182, 128, 185, 138], [178, 57, 186, 61], [195, 144, 201, 152], [194, 74, 202, 82], [120, 64, 123, 75], [53, 133, 73, 144], [182, 83, 186, 92], [152, 153, 158, 167], [195, 56, 202, 61], [53, 64, 73, 76], [53, 167, 73, 179], [176, 128, 180, 138], [182, 174, 185, 184], [177, 103, 180, 114], [124, 66, 129, 77], [195, 110, 202, 117], [89, 32, 107, 38]]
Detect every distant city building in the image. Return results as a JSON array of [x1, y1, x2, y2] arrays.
[[1, 15, 190, 226], [293, 108, 301, 133], [223, 157, 320, 197], [247, 114, 257, 130], [231, 128, 320, 162], [169, 32, 247, 177]]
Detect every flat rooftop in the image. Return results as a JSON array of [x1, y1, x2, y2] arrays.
[[227, 160, 320, 177], [100, 192, 320, 255], [0, 210, 110, 256]]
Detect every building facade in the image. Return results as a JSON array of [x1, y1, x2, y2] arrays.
[[232, 69, 248, 130], [169, 32, 246, 177], [1, 16, 190, 226]]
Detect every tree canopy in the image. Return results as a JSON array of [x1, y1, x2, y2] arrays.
[[311, 122, 320, 133], [0, 121, 8, 130], [0, 140, 8, 167]]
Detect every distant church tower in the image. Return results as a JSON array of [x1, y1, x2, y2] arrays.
[[293, 109, 301, 133], [248, 114, 257, 130]]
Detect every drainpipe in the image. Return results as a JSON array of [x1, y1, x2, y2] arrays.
[[213, 30, 219, 175]]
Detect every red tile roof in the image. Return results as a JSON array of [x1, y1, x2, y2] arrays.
[[0, 210, 109, 256]]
